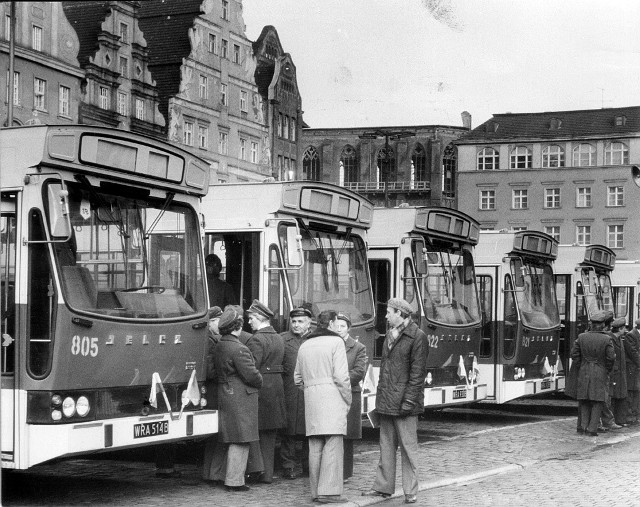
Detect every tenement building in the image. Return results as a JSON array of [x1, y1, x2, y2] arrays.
[[455, 106, 640, 260], [301, 120, 470, 208]]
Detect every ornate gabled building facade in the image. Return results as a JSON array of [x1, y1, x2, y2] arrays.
[[62, 1, 165, 138], [455, 106, 640, 260], [300, 122, 469, 208], [253, 26, 303, 181], [1, 1, 83, 126]]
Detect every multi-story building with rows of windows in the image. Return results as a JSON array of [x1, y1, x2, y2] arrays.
[[1, 2, 83, 127], [456, 106, 640, 259]]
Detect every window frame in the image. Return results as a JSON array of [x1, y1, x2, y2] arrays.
[[544, 187, 561, 209], [607, 224, 624, 249], [576, 225, 592, 246], [99, 86, 109, 110], [479, 189, 496, 210], [576, 187, 592, 208], [218, 131, 229, 155], [604, 141, 629, 165], [509, 146, 532, 169], [32, 25, 42, 51], [208, 33, 218, 54], [183, 121, 194, 146], [135, 98, 144, 120], [542, 145, 565, 168], [251, 141, 259, 163], [198, 125, 208, 149], [477, 147, 499, 171], [199, 75, 208, 100], [544, 226, 560, 242], [240, 90, 248, 112], [572, 143, 596, 167], [607, 186, 624, 207], [34, 77, 46, 111], [220, 83, 227, 106], [512, 189, 528, 209], [117, 91, 127, 116]]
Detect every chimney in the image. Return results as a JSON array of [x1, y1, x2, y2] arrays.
[[461, 111, 472, 129]]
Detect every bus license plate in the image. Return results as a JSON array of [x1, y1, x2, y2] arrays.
[[541, 379, 551, 390], [453, 388, 467, 400], [134, 420, 169, 439]]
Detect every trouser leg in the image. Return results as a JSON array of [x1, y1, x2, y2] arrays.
[[396, 415, 419, 496], [578, 400, 590, 431], [203, 435, 227, 481], [308, 436, 323, 500], [612, 397, 628, 425], [601, 390, 615, 426], [343, 439, 354, 480], [225, 443, 250, 487], [155, 443, 176, 474], [259, 429, 277, 482], [586, 401, 602, 434], [317, 435, 343, 497], [246, 440, 264, 475], [280, 433, 298, 471], [372, 414, 398, 495]]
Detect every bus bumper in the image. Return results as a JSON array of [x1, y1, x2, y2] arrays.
[[424, 383, 488, 407], [502, 376, 566, 403]]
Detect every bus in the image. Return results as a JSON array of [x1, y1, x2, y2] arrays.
[[1, 125, 216, 469], [200, 181, 376, 406], [611, 261, 640, 328], [475, 230, 564, 403], [367, 206, 487, 408], [555, 244, 616, 373]]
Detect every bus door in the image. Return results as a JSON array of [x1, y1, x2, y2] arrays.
[[367, 250, 395, 361], [613, 285, 635, 325], [476, 267, 498, 400], [554, 274, 572, 373], [1, 192, 18, 462]]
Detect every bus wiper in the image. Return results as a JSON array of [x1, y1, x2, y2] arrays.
[[335, 227, 352, 265], [74, 174, 129, 239], [145, 192, 174, 238], [439, 252, 451, 300], [328, 236, 339, 293], [315, 233, 330, 292]]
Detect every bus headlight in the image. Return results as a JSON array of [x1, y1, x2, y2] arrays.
[[51, 410, 62, 421], [200, 398, 207, 407], [62, 397, 76, 418], [425, 372, 433, 386], [200, 385, 207, 395], [51, 394, 62, 407], [76, 396, 90, 417]]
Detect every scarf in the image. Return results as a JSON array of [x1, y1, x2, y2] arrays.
[[386, 319, 409, 350]]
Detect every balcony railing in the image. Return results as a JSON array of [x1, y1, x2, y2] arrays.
[[343, 181, 431, 193]]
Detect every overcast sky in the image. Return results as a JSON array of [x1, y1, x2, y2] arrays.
[[243, 0, 640, 129]]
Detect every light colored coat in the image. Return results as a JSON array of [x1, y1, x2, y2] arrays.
[[294, 329, 351, 436]]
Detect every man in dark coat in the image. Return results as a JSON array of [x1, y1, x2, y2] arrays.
[[280, 307, 313, 479], [211, 307, 263, 491], [571, 310, 616, 436], [246, 299, 287, 484], [362, 298, 426, 505], [609, 317, 628, 426], [624, 319, 640, 425]]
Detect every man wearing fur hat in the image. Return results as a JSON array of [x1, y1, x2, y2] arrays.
[[362, 298, 426, 505]]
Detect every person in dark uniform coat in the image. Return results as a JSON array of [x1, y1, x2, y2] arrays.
[[206, 254, 237, 308], [211, 307, 263, 491], [609, 317, 629, 426], [334, 312, 367, 481], [280, 307, 313, 479], [571, 310, 616, 436], [246, 299, 287, 483], [624, 319, 640, 425]]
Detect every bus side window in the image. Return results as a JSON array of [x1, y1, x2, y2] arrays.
[[268, 245, 287, 333], [1, 210, 16, 375], [477, 274, 493, 358], [369, 259, 391, 360], [503, 274, 516, 359]]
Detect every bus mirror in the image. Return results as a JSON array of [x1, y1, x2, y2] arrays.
[[47, 184, 72, 238], [286, 226, 303, 267], [413, 240, 428, 274], [632, 166, 640, 187]]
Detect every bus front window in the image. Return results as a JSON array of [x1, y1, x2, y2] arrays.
[[513, 262, 560, 329], [49, 182, 205, 319], [282, 227, 373, 326], [422, 248, 481, 326]]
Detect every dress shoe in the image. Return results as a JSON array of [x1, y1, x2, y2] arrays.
[[607, 423, 623, 429], [615, 422, 628, 428], [361, 490, 391, 498], [597, 426, 609, 432], [225, 485, 250, 492], [576, 427, 584, 434], [317, 496, 349, 504], [585, 431, 598, 437], [405, 494, 418, 504]]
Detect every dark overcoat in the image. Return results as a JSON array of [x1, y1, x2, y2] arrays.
[[625, 328, 640, 391], [571, 330, 615, 401], [344, 336, 367, 439], [375, 320, 427, 416], [610, 333, 628, 398], [246, 325, 287, 431], [212, 334, 263, 443], [281, 330, 308, 435], [205, 330, 221, 408]]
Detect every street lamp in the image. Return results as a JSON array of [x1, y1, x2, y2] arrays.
[[359, 129, 415, 208]]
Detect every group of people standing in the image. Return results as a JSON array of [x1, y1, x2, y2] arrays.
[[202, 296, 427, 505], [568, 311, 640, 436]]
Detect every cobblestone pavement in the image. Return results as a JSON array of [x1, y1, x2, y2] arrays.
[[4, 412, 640, 506]]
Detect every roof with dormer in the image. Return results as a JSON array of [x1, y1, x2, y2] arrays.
[[62, 1, 111, 66], [457, 106, 640, 144]]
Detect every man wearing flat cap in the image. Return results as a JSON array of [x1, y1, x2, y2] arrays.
[[624, 318, 640, 425], [608, 317, 631, 426], [363, 298, 426, 504], [246, 300, 287, 483], [279, 307, 314, 479], [571, 310, 616, 436]]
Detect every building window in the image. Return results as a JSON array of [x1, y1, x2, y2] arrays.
[[572, 143, 596, 167], [58, 85, 70, 116], [220, 83, 227, 105], [542, 145, 565, 168], [277, 155, 283, 178], [117, 91, 127, 116], [209, 33, 218, 54], [32, 25, 42, 51], [239, 138, 247, 160], [119, 56, 128, 78], [477, 147, 499, 170], [277, 113, 283, 137], [290, 118, 296, 141], [221, 39, 228, 59], [544, 226, 560, 242], [135, 98, 144, 120], [544, 188, 560, 208], [411, 144, 428, 186], [479, 190, 496, 210], [615, 115, 627, 127], [199, 75, 208, 100], [303, 146, 320, 181], [120, 22, 129, 43], [240, 90, 247, 112], [5, 14, 11, 41], [218, 131, 228, 155], [512, 189, 528, 209], [198, 126, 208, 149], [183, 121, 193, 146], [251, 141, 259, 163], [233, 44, 240, 64], [443, 144, 456, 198], [283, 116, 289, 140], [34, 78, 46, 111], [6, 71, 19, 105], [576, 187, 592, 208], [608, 225, 624, 249], [99, 86, 110, 110], [284, 158, 291, 180], [607, 186, 624, 207], [340, 145, 358, 184], [221, 0, 229, 20], [576, 225, 591, 246], [512, 226, 528, 232], [604, 142, 629, 165], [510, 146, 532, 169], [377, 147, 396, 183]]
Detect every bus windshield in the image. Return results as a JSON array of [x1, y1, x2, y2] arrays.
[[50, 181, 205, 319], [581, 269, 615, 315], [512, 260, 560, 329], [283, 226, 373, 326], [422, 248, 481, 326]]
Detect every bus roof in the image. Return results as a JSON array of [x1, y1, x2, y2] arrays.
[[0, 125, 210, 196], [476, 230, 558, 264], [202, 181, 373, 230], [368, 206, 480, 246], [555, 244, 616, 275]]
